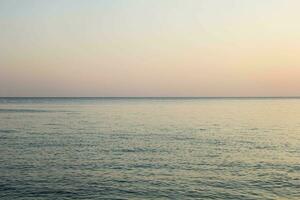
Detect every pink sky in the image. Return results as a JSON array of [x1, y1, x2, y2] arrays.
[[1, 0, 300, 97]]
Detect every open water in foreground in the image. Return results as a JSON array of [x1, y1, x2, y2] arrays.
[[0, 98, 299, 199]]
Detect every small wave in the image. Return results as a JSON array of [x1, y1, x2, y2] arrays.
[[0, 129, 17, 133], [115, 147, 166, 154], [0, 109, 68, 113], [249, 128, 259, 131], [0, 109, 51, 113], [44, 123, 60, 126]]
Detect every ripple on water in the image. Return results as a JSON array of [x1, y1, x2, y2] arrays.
[[1, 98, 300, 199]]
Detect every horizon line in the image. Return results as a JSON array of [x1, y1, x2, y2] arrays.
[[1, 96, 300, 99]]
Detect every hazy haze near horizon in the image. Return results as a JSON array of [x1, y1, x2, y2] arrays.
[[1, 0, 300, 97]]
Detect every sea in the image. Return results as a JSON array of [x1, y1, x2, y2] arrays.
[[0, 97, 299, 199]]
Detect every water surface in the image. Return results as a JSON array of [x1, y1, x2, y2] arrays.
[[0, 98, 299, 199]]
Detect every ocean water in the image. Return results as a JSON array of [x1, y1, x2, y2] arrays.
[[0, 97, 299, 200]]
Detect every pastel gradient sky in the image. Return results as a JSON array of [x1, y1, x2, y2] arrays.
[[1, 0, 300, 97]]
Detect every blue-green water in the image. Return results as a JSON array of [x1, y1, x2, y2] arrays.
[[0, 98, 299, 199]]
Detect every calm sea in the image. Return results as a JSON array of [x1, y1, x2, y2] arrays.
[[0, 98, 299, 199]]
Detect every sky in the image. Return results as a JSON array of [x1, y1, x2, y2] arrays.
[[0, 0, 300, 97]]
